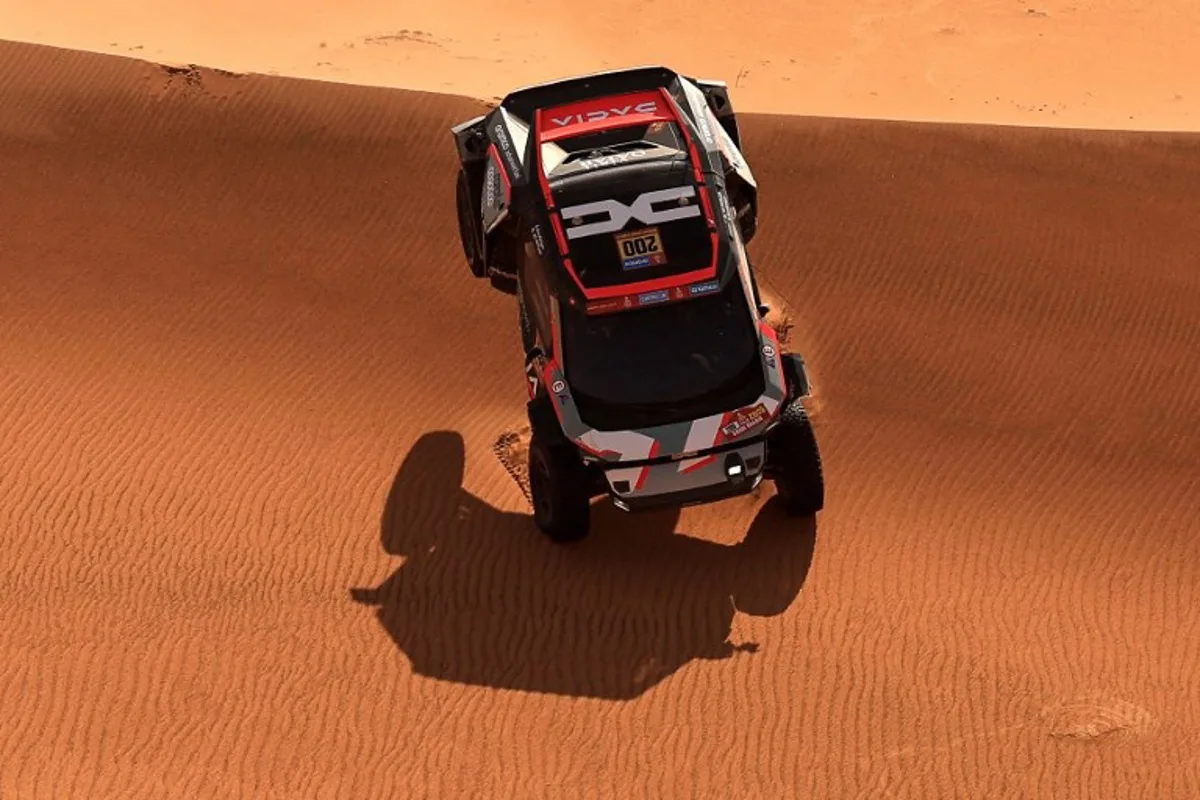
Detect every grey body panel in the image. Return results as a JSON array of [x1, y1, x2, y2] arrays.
[[602, 440, 767, 505]]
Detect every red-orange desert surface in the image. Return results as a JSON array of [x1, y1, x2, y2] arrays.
[[2, 18, 1200, 800]]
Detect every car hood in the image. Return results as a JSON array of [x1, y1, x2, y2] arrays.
[[541, 319, 789, 463]]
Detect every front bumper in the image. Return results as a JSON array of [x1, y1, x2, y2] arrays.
[[598, 439, 767, 512]]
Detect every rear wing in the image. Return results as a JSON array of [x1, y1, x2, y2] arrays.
[[500, 66, 739, 142], [500, 66, 681, 124], [451, 66, 740, 176]]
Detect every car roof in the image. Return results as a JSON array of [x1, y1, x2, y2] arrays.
[[490, 68, 740, 316], [499, 66, 683, 122]]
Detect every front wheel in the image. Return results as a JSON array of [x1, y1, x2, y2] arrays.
[[765, 401, 825, 516], [527, 429, 592, 543]]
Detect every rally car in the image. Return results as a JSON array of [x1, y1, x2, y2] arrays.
[[450, 65, 824, 542]]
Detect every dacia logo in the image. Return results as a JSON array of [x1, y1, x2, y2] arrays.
[[560, 186, 702, 240]]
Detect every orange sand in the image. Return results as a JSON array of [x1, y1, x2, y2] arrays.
[[1, 21, 1199, 800]]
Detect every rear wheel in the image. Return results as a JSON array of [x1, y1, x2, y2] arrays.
[[766, 401, 824, 516], [455, 169, 486, 278]]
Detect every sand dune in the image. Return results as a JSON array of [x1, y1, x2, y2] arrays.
[[3, 38, 1200, 798], [5, 0, 1200, 130]]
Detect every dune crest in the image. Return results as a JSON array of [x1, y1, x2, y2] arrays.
[[5, 0, 1200, 129]]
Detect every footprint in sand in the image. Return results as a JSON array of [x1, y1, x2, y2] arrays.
[[1040, 695, 1155, 740]]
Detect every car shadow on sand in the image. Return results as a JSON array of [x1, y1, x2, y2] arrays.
[[349, 430, 818, 700]]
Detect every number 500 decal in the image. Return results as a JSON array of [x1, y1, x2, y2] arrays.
[[560, 186, 702, 240]]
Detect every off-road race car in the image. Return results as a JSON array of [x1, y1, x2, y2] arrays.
[[451, 65, 824, 542]]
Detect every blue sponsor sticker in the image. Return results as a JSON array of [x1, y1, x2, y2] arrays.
[[637, 289, 670, 305], [688, 279, 721, 296]]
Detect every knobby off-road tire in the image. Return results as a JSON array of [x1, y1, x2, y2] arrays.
[[527, 400, 592, 543], [455, 169, 486, 279], [767, 401, 825, 517]]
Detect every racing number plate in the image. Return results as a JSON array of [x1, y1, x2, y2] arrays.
[[614, 226, 666, 270]]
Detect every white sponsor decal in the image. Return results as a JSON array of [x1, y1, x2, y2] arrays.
[[721, 403, 769, 439], [531, 223, 546, 254], [483, 159, 500, 207], [717, 123, 746, 171], [551, 379, 566, 394], [492, 121, 522, 181], [692, 103, 715, 147], [681, 83, 716, 148], [551, 101, 659, 128], [575, 149, 647, 171], [560, 186, 702, 240], [717, 189, 736, 232]]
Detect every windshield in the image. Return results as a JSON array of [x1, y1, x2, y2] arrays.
[[561, 282, 763, 426]]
